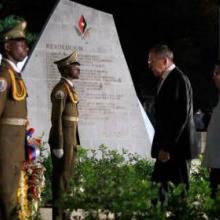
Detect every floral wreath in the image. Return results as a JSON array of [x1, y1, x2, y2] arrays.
[[17, 128, 46, 220]]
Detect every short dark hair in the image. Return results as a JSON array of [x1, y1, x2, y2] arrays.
[[149, 44, 174, 61]]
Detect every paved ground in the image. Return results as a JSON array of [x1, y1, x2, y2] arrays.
[[40, 208, 52, 220], [39, 208, 115, 220]]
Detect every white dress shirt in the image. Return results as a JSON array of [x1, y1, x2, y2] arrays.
[[3, 58, 21, 73], [61, 76, 74, 87]]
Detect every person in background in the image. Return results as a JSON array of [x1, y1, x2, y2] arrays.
[[203, 62, 220, 198], [0, 20, 29, 219], [48, 50, 80, 220], [148, 44, 198, 202]]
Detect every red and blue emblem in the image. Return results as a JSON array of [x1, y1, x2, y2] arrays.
[[26, 128, 41, 161]]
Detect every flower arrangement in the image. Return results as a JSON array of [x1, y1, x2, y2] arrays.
[[17, 128, 46, 220]]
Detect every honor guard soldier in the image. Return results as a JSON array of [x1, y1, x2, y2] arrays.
[[49, 51, 80, 220], [0, 20, 29, 219]]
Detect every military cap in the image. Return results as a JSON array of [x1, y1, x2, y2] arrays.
[[2, 20, 27, 41], [54, 50, 80, 69]]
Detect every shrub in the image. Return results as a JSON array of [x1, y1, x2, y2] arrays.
[[61, 145, 163, 219], [42, 146, 220, 219]]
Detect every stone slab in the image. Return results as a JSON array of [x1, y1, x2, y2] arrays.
[[22, 0, 154, 157]]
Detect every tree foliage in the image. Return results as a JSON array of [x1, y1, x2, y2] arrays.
[[0, 15, 37, 45]]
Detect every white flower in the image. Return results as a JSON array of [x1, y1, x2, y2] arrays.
[[79, 187, 84, 192]]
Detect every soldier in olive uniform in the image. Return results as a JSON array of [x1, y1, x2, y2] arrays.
[[49, 51, 80, 220], [0, 21, 29, 220]]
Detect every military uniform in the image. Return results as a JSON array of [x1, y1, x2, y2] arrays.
[[0, 21, 28, 220], [49, 51, 80, 220], [0, 60, 27, 219]]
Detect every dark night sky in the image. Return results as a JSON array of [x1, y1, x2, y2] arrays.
[[0, 0, 219, 116]]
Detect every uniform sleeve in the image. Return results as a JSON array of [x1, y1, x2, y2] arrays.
[[51, 89, 66, 149], [0, 77, 8, 117]]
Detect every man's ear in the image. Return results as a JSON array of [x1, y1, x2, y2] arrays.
[[4, 42, 11, 52], [164, 57, 170, 66]]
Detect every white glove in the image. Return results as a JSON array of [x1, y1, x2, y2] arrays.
[[52, 149, 64, 158]]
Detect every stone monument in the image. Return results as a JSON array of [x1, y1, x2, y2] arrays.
[[23, 0, 154, 157]]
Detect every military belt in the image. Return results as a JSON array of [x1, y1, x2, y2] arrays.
[[0, 118, 28, 126], [63, 116, 79, 122]]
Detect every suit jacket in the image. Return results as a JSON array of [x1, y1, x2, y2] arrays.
[[151, 67, 198, 159]]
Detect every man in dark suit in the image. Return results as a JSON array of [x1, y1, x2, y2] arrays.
[[148, 44, 198, 201]]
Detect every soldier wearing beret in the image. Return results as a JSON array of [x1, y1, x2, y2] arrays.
[[0, 20, 29, 219], [48, 51, 80, 220]]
